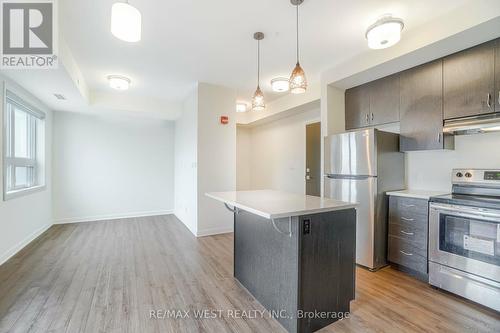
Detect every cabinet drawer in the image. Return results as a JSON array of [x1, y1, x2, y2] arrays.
[[388, 223, 427, 252], [389, 196, 428, 218], [388, 236, 427, 273], [389, 210, 428, 232]]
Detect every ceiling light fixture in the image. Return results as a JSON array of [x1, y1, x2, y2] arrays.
[[366, 15, 404, 50], [111, 1, 142, 42], [252, 32, 265, 111], [271, 77, 290, 92], [108, 75, 131, 90], [289, 0, 307, 94], [236, 103, 248, 113]]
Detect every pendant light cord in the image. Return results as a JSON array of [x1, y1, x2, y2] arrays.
[[296, 4, 299, 64], [257, 39, 260, 87]]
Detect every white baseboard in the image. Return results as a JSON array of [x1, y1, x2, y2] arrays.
[[0, 223, 52, 266], [53, 209, 174, 224], [196, 226, 234, 237]]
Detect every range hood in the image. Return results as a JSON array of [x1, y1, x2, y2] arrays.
[[443, 113, 500, 135]]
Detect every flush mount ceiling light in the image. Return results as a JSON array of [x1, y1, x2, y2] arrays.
[[252, 32, 265, 111], [236, 102, 248, 113], [108, 75, 131, 90], [111, 1, 142, 42], [289, 0, 307, 94], [366, 15, 404, 50], [271, 77, 290, 92]]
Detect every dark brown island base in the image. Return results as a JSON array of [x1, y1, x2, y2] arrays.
[[207, 190, 357, 333]]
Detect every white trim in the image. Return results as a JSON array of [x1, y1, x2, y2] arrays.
[[53, 210, 174, 224], [4, 185, 46, 201], [173, 213, 198, 236], [196, 226, 234, 237], [0, 223, 52, 266]]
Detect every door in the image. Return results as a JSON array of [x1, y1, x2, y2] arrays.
[[400, 60, 444, 151], [369, 74, 400, 126], [305, 122, 321, 196], [324, 129, 376, 176], [325, 175, 377, 269], [443, 41, 495, 119], [345, 85, 370, 130]]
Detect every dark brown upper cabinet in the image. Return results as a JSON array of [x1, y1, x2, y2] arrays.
[[496, 39, 500, 112], [400, 60, 454, 151], [345, 85, 370, 130], [368, 74, 400, 126], [345, 74, 399, 130], [443, 41, 496, 120]]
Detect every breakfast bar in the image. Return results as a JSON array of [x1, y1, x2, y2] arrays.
[[206, 190, 357, 333]]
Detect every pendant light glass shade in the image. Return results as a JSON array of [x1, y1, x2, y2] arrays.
[[289, 0, 307, 94], [252, 86, 265, 111], [252, 32, 265, 111], [111, 2, 142, 42], [290, 63, 307, 94]]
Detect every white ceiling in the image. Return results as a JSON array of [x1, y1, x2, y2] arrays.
[[2, 0, 492, 119], [61, 0, 470, 100]]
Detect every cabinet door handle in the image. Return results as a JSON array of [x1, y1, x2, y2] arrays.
[[400, 230, 414, 236], [437, 133, 441, 143], [371, 113, 374, 121], [365, 114, 369, 124], [401, 217, 414, 222], [400, 251, 413, 256], [498, 91, 500, 106], [402, 204, 415, 208], [487, 93, 491, 108]]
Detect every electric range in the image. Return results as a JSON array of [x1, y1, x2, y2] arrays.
[[428, 169, 500, 312]]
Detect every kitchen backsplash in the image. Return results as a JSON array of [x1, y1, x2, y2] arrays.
[[405, 131, 500, 191]]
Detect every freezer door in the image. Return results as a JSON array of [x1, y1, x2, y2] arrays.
[[324, 129, 376, 176], [325, 176, 376, 269]]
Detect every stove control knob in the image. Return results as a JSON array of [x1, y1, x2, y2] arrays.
[[456, 172, 463, 178], [465, 172, 472, 178]]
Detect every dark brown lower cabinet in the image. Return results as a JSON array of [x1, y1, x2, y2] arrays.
[[234, 209, 356, 333], [399, 60, 454, 151], [388, 196, 429, 282]]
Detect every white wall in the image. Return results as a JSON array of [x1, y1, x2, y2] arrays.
[[237, 108, 320, 195], [173, 82, 236, 237], [0, 75, 53, 265], [236, 126, 251, 190], [406, 131, 500, 191], [197, 83, 236, 236], [174, 87, 198, 235], [52, 112, 175, 223]]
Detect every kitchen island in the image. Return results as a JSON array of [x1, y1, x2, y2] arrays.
[[206, 190, 357, 333]]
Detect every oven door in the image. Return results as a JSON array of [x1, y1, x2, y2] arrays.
[[429, 203, 500, 283]]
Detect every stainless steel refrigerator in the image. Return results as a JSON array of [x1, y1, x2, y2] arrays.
[[325, 129, 404, 270]]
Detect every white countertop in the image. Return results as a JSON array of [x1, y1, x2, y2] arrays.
[[386, 189, 449, 200], [206, 190, 357, 219]]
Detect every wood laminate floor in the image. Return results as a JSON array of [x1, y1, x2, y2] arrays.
[[0, 215, 499, 333]]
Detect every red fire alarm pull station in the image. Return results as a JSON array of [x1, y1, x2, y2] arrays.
[[220, 116, 229, 125]]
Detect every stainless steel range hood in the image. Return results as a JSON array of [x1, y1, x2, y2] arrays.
[[443, 113, 500, 135]]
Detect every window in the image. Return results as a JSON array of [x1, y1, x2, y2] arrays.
[[3, 90, 45, 200]]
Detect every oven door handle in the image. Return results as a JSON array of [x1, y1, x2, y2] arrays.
[[430, 204, 500, 221]]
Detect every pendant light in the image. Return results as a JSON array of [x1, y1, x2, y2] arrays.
[[252, 32, 265, 111], [111, 1, 142, 42], [289, 0, 307, 94]]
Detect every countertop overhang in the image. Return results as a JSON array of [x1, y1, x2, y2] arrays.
[[206, 190, 357, 219]]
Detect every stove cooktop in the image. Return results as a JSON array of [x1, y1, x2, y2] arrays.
[[430, 193, 500, 210]]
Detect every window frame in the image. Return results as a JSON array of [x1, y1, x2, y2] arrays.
[[3, 87, 46, 201]]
